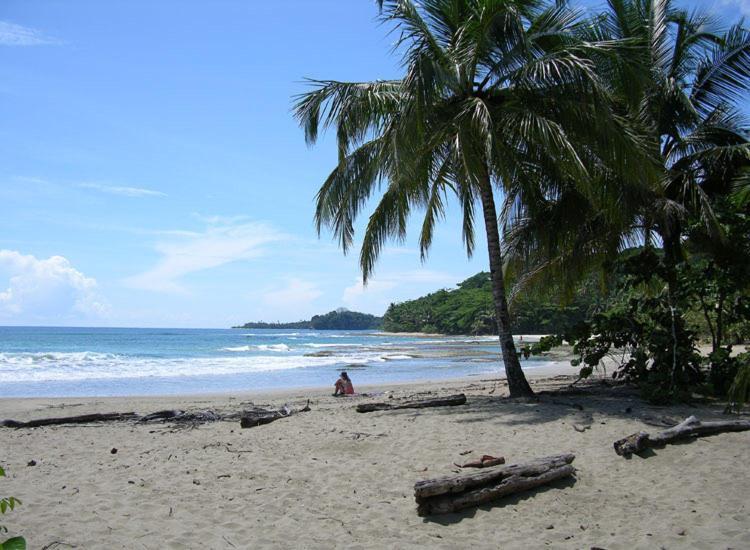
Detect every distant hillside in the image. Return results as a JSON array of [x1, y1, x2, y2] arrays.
[[234, 308, 382, 330], [381, 272, 597, 335]]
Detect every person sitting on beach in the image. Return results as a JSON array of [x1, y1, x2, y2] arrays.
[[333, 371, 354, 396]]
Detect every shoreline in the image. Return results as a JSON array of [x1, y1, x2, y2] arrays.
[[0, 359, 574, 405], [0, 327, 560, 400]]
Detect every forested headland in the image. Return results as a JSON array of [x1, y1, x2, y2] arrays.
[[234, 308, 382, 330], [381, 272, 597, 335]]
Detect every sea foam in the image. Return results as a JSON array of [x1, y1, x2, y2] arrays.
[[0, 350, 384, 383]]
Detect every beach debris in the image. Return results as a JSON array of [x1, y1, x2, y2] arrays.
[[140, 410, 222, 424], [27, 460, 37, 466], [0, 412, 138, 429], [110, 448, 118, 454], [573, 424, 590, 433], [356, 394, 466, 413], [454, 455, 505, 469], [2, 409, 225, 429], [414, 453, 576, 516], [459, 449, 473, 456], [239, 400, 311, 428], [40, 541, 78, 550], [613, 415, 750, 457], [139, 410, 185, 422]]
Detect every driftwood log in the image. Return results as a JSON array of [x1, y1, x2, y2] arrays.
[[614, 415, 750, 457], [414, 453, 575, 516], [240, 400, 311, 428], [356, 393, 466, 413], [138, 410, 222, 423], [1, 409, 223, 428], [0, 412, 138, 428]]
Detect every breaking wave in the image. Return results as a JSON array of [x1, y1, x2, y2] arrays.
[[0, 349, 395, 383]]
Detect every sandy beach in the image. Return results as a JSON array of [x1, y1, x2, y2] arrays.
[[1, 362, 749, 550]]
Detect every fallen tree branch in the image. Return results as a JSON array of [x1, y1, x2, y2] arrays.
[[414, 453, 575, 516], [614, 415, 750, 457], [139, 410, 221, 423], [1, 399, 315, 430], [1, 412, 138, 428], [2, 409, 222, 429], [240, 400, 311, 428], [356, 394, 466, 413]]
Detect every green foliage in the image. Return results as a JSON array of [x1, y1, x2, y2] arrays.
[[685, 201, 750, 349], [527, 238, 750, 404], [503, 0, 750, 299], [727, 354, 750, 413], [382, 273, 598, 335], [309, 310, 382, 330], [506, 0, 750, 406], [709, 348, 742, 398], [0, 466, 25, 550], [526, 249, 705, 403], [0, 537, 25, 550], [382, 273, 494, 334], [235, 309, 382, 330]]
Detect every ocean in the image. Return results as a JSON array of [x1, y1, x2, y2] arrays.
[[0, 326, 552, 397]]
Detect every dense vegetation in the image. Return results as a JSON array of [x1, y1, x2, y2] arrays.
[[294, 0, 750, 403], [235, 309, 382, 330], [382, 272, 598, 335], [512, 0, 750, 406]]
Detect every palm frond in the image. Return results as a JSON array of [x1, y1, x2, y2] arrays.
[[691, 24, 750, 115]]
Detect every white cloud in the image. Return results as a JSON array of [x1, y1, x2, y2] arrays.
[[0, 21, 58, 46], [260, 278, 323, 314], [191, 213, 249, 225], [78, 182, 167, 198], [125, 221, 284, 293], [0, 250, 108, 321], [342, 269, 457, 313]]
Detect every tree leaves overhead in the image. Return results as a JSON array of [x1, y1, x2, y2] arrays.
[[503, 0, 750, 296], [294, 0, 637, 283]]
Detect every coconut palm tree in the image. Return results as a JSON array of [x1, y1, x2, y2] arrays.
[[504, 0, 750, 293], [293, 0, 640, 397]]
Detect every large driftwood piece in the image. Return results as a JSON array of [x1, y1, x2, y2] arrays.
[[414, 453, 575, 516], [356, 394, 466, 413], [2, 409, 222, 429], [614, 415, 750, 457], [0, 412, 138, 428], [138, 410, 221, 423], [240, 401, 311, 428]]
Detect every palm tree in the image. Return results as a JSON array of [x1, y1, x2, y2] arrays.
[[504, 0, 750, 293], [293, 0, 637, 397]]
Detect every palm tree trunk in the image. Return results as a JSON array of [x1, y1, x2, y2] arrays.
[[478, 173, 533, 397], [659, 227, 683, 390]]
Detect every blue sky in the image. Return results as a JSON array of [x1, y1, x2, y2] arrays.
[[0, 0, 747, 328]]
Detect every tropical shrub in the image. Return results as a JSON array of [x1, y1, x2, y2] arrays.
[[0, 466, 25, 550]]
